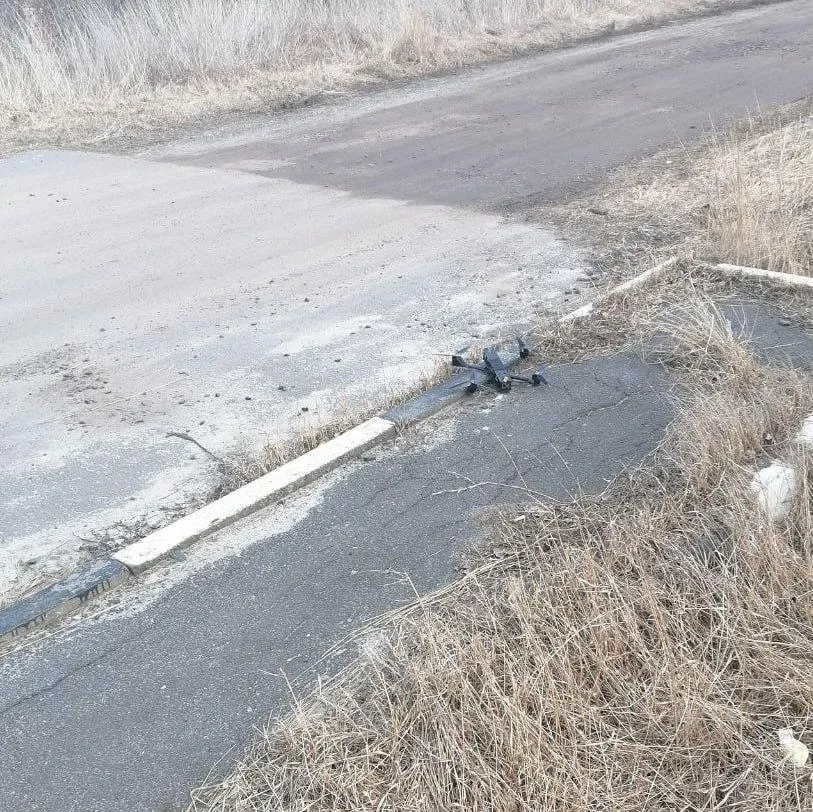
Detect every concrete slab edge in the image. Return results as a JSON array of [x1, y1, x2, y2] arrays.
[[7, 254, 805, 641], [714, 263, 813, 290], [0, 419, 395, 644], [0, 560, 129, 646], [559, 257, 678, 323]]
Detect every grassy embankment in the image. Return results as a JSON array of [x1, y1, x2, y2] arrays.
[[1, 0, 758, 151]]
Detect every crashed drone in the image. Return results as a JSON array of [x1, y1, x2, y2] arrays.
[[451, 338, 548, 394]]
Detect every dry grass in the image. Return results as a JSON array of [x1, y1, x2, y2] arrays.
[[1, 0, 754, 152], [554, 103, 813, 278], [641, 111, 813, 275], [532, 267, 769, 366], [190, 295, 813, 811], [705, 114, 813, 275]]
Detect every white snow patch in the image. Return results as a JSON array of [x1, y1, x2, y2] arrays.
[[751, 462, 797, 521]]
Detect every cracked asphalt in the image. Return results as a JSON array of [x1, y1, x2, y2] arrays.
[[0, 300, 810, 811], [0, 351, 673, 812]]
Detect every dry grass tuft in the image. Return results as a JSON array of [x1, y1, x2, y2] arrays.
[[190, 299, 813, 812], [209, 402, 381, 500], [559, 104, 813, 278], [785, 447, 813, 559], [706, 114, 813, 275], [0, 0, 756, 152], [641, 295, 758, 379]]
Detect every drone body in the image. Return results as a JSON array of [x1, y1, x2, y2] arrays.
[[451, 338, 548, 393]]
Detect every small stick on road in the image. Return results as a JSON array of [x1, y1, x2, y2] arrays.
[[166, 431, 222, 463]]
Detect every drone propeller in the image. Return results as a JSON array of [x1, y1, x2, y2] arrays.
[[509, 365, 548, 386], [517, 337, 532, 359]]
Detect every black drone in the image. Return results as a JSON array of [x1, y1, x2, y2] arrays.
[[451, 338, 548, 393]]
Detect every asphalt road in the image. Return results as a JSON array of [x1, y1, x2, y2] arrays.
[[2, 0, 813, 595], [156, 0, 813, 208], [0, 351, 675, 812], [1, 299, 810, 812]]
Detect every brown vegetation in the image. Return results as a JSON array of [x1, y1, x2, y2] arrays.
[[557, 104, 813, 277], [190, 292, 813, 811]]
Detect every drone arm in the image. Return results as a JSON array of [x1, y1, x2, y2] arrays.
[[452, 356, 486, 372]]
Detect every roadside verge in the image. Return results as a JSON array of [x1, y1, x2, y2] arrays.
[[3, 257, 809, 645]]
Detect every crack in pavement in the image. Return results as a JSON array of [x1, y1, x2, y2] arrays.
[[0, 630, 144, 718]]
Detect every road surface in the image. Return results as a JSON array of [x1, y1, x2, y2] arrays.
[[0, 350, 675, 811], [1, 0, 812, 595], [1, 299, 811, 811]]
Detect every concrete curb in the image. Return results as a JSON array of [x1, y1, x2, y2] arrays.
[[3, 254, 807, 642], [0, 561, 129, 645], [714, 263, 813, 290], [114, 417, 396, 573], [559, 257, 678, 323]]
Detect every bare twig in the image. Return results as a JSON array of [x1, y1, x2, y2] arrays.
[[166, 431, 222, 463]]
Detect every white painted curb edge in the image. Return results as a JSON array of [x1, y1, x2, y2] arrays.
[[114, 417, 397, 572], [715, 263, 813, 290]]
